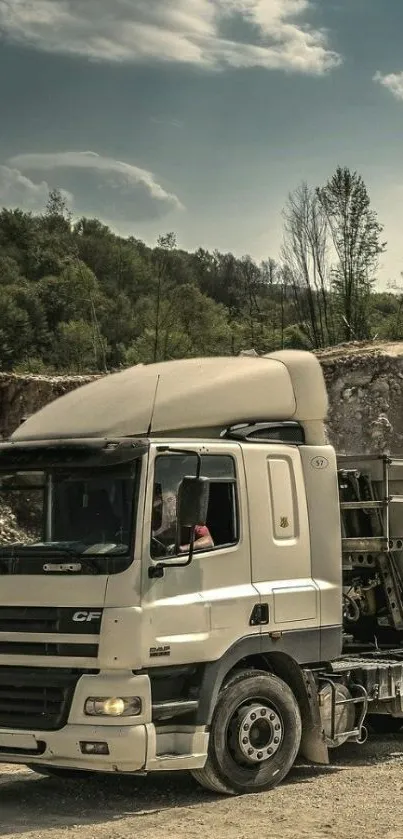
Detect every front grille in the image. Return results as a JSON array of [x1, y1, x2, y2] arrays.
[[0, 608, 60, 633], [0, 667, 97, 731], [0, 642, 98, 657], [0, 607, 103, 635]]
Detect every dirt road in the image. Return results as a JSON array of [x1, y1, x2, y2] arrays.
[[1, 734, 403, 839]]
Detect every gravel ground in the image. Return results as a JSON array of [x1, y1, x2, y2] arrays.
[[1, 734, 403, 839]]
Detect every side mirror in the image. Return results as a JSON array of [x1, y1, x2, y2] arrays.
[[177, 476, 210, 529], [148, 474, 210, 579]]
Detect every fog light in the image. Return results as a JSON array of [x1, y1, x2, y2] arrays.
[[84, 697, 142, 717], [80, 741, 109, 755]]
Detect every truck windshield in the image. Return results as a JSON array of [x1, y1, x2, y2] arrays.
[[0, 464, 139, 573]]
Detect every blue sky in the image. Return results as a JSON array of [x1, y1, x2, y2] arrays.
[[0, 0, 402, 287]]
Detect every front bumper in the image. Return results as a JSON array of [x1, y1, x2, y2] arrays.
[[0, 670, 151, 773], [0, 723, 147, 773], [0, 670, 208, 773]]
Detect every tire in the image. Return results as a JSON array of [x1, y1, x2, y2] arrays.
[[367, 715, 403, 735], [192, 669, 301, 796], [27, 765, 92, 780]]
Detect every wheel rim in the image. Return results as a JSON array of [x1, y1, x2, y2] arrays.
[[228, 700, 284, 766]]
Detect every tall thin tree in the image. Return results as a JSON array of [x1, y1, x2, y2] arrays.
[[281, 183, 334, 348], [316, 167, 386, 341]]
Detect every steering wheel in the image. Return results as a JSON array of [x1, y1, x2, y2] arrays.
[[151, 536, 170, 558]]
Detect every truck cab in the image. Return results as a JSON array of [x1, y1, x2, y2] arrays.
[[0, 350, 401, 795]]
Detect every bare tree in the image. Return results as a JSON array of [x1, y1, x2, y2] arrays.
[[281, 183, 335, 348]]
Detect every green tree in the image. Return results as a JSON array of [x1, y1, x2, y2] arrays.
[[45, 188, 72, 229], [0, 288, 35, 369], [150, 232, 177, 362], [54, 320, 108, 373], [0, 208, 38, 277], [0, 176, 394, 376], [126, 283, 232, 364], [316, 167, 386, 341], [36, 262, 108, 370], [37, 262, 100, 329], [74, 218, 152, 298], [0, 255, 23, 286]]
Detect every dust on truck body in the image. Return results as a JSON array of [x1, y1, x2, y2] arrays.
[[0, 350, 402, 795]]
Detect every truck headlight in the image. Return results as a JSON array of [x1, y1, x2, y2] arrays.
[[84, 697, 142, 717]]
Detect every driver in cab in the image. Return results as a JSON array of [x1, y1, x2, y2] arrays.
[[151, 487, 214, 557]]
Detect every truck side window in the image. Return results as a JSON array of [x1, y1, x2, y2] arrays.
[[151, 454, 238, 558]]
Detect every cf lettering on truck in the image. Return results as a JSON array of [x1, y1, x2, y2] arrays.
[[72, 613, 102, 623], [0, 351, 402, 795]]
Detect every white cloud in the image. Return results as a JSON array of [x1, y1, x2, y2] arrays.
[[374, 70, 403, 102], [0, 165, 73, 212], [10, 151, 183, 211], [5, 151, 183, 221], [0, 0, 341, 75]]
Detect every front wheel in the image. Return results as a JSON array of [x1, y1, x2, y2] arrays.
[[192, 669, 301, 795]]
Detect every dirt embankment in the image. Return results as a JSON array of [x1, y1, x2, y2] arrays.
[[0, 371, 96, 440], [317, 341, 403, 454]]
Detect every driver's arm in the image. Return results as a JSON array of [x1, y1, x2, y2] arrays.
[[179, 525, 214, 553]]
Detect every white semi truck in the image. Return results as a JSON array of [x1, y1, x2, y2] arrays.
[[0, 350, 402, 795]]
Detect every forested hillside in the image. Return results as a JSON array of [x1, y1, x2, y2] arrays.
[[0, 166, 400, 374]]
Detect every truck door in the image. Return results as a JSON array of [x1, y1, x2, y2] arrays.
[[141, 442, 261, 667], [243, 443, 320, 660]]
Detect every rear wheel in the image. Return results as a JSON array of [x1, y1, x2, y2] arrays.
[[192, 669, 301, 796], [27, 765, 92, 779]]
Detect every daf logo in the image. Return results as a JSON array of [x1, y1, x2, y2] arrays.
[[72, 611, 102, 623]]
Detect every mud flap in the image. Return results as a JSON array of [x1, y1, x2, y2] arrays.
[[298, 670, 329, 765]]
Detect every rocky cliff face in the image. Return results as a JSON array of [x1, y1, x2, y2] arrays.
[[1, 342, 403, 454], [318, 342, 403, 455], [0, 372, 96, 441]]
